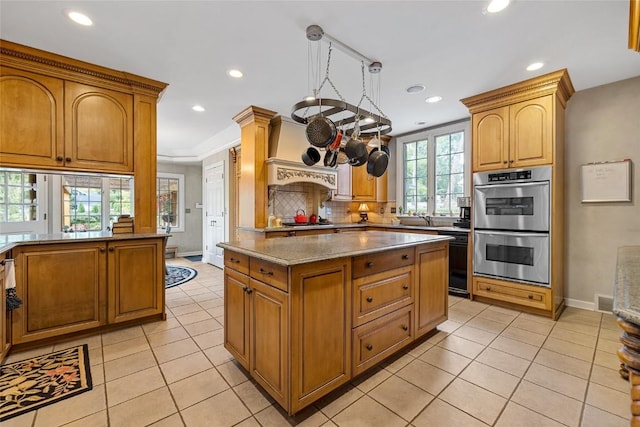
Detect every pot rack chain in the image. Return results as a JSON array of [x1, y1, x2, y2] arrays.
[[356, 61, 388, 121], [317, 43, 345, 102]]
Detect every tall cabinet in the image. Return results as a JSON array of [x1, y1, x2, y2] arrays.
[[461, 69, 574, 319]]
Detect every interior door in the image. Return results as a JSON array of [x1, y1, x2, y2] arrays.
[[205, 163, 225, 268]]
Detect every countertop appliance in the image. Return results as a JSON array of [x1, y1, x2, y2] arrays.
[[473, 166, 552, 286], [437, 230, 469, 297], [454, 196, 470, 228]]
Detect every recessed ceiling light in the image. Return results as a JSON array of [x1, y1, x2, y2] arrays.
[[425, 96, 443, 104], [67, 11, 93, 26], [486, 0, 510, 14], [415, 121, 428, 126], [406, 84, 426, 94], [526, 62, 544, 71], [192, 105, 205, 112], [228, 69, 243, 78]]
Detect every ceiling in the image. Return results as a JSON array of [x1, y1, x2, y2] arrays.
[[1, 1, 639, 162]]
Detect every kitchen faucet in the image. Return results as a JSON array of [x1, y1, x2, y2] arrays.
[[418, 215, 432, 227]]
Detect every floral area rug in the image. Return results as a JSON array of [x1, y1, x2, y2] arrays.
[[0, 344, 92, 422], [166, 265, 198, 288]]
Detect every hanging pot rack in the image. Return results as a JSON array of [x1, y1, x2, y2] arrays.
[[291, 24, 392, 138]]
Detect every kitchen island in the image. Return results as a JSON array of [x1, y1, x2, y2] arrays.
[[218, 231, 451, 415], [0, 232, 167, 359]]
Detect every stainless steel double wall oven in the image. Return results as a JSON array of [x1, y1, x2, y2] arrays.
[[473, 166, 552, 286]]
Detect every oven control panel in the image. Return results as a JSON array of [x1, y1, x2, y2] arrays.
[[488, 170, 532, 182]]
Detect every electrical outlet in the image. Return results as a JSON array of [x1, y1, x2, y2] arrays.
[[391, 207, 396, 214], [379, 207, 385, 214]]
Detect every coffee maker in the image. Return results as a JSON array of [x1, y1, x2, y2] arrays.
[[454, 197, 471, 229]]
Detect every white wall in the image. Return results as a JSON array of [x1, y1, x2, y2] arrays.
[[157, 162, 203, 254], [565, 75, 640, 308]]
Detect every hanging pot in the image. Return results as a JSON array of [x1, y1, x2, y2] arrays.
[[349, 146, 369, 167], [337, 148, 350, 165], [301, 146, 321, 166], [329, 130, 343, 151], [306, 116, 337, 148], [324, 148, 338, 168], [366, 147, 389, 177]]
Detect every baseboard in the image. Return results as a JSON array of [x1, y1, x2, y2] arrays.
[[177, 251, 202, 257], [564, 298, 596, 311]]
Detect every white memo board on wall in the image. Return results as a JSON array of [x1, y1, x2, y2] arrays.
[[580, 160, 632, 203]]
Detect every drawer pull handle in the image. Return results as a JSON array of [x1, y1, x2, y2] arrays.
[[229, 257, 240, 263], [402, 254, 409, 260], [366, 344, 373, 351], [259, 268, 273, 276], [366, 262, 374, 268], [289, 231, 296, 236], [528, 294, 533, 299], [402, 284, 409, 290], [402, 325, 408, 331], [366, 296, 373, 303]]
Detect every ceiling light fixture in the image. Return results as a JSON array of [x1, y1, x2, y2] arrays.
[[406, 84, 426, 94], [526, 62, 544, 71], [415, 121, 428, 126], [425, 96, 443, 104], [192, 105, 205, 112], [67, 11, 93, 26], [486, 0, 510, 14], [228, 69, 243, 78]]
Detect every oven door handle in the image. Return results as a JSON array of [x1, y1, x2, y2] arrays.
[[474, 230, 548, 238], [474, 181, 548, 190]]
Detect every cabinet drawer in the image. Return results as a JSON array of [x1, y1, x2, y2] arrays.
[[250, 258, 288, 292], [224, 251, 249, 275], [352, 306, 413, 375], [353, 266, 413, 327], [353, 248, 414, 279], [473, 277, 550, 311]]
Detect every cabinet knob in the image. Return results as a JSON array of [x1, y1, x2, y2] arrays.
[[65, 157, 72, 162], [402, 325, 409, 331], [503, 160, 508, 164], [243, 286, 253, 294], [402, 254, 409, 260], [100, 247, 106, 253], [366, 344, 373, 351], [56, 156, 64, 161], [486, 286, 491, 291], [366, 296, 373, 303], [229, 257, 240, 264], [528, 294, 533, 299], [402, 284, 409, 290], [259, 268, 273, 276], [108, 247, 114, 252], [366, 262, 374, 268]]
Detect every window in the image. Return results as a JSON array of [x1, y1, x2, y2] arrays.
[[0, 170, 38, 222], [61, 175, 133, 232], [157, 173, 185, 232], [397, 121, 470, 217]]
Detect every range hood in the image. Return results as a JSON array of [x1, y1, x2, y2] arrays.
[[266, 116, 337, 190]]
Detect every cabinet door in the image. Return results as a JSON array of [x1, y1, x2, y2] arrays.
[[0, 67, 64, 169], [333, 163, 353, 201], [12, 243, 107, 344], [415, 242, 448, 338], [250, 279, 289, 409], [289, 258, 351, 414], [472, 106, 509, 171], [65, 81, 134, 173], [352, 164, 376, 201], [224, 268, 250, 370], [0, 253, 7, 360], [510, 95, 553, 168], [108, 239, 164, 323]]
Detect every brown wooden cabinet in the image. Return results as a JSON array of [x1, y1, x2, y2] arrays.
[[0, 67, 133, 174], [107, 238, 164, 323], [332, 162, 388, 202], [0, 251, 10, 362], [415, 242, 449, 338], [333, 163, 353, 201], [11, 242, 108, 344], [461, 69, 574, 319], [10, 236, 165, 346], [224, 268, 250, 369]]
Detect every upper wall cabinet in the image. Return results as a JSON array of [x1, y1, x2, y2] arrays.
[[462, 69, 574, 173], [0, 68, 133, 173]]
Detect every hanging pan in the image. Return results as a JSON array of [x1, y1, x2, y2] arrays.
[[306, 115, 337, 148]]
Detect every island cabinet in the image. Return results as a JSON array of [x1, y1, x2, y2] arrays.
[[10, 236, 165, 346], [221, 232, 450, 415], [1, 251, 10, 361]]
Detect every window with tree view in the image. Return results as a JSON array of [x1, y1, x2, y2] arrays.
[[403, 140, 428, 215], [0, 171, 38, 223], [435, 131, 465, 215]]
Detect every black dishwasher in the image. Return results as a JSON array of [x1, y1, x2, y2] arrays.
[[437, 230, 469, 297]]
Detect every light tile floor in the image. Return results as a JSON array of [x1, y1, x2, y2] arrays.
[[2, 258, 629, 426]]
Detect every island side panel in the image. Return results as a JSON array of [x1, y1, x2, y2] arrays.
[[415, 241, 449, 338], [289, 257, 352, 415]]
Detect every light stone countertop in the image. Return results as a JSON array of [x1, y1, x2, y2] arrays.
[[0, 231, 168, 253], [613, 246, 640, 324], [253, 223, 470, 234], [217, 230, 452, 266]]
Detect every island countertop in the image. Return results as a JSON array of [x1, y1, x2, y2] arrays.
[[217, 230, 452, 266], [0, 231, 169, 253]]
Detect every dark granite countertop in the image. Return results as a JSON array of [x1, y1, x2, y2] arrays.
[[217, 230, 452, 266], [0, 231, 168, 253], [613, 246, 640, 324]]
